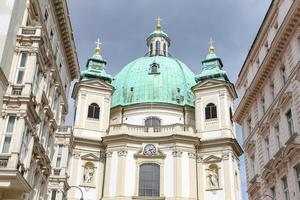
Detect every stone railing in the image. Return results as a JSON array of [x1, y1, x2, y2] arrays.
[[57, 126, 72, 133], [109, 123, 195, 136]]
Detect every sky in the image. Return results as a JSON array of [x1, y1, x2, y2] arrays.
[[67, 0, 272, 199]]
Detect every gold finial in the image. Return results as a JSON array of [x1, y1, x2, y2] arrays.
[[156, 16, 162, 30], [95, 38, 101, 54], [208, 37, 215, 53]]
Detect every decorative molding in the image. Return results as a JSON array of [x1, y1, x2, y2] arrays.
[[117, 149, 128, 157], [172, 150, 183, 157]]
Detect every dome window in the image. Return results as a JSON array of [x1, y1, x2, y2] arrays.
[[149, 62, 160, 74], [155, 41, 161, 55], [145, 117, 161, 132], [163, 43, 167, 56], [87, 103, 100, 119], [205, 103, 217, 119]]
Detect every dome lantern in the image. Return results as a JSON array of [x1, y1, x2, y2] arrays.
[[146, 17, 170, 57]]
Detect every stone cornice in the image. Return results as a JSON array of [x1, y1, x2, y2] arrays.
[[102, 134, 201, 146], [199, 138, 243, 157], [51, 0, 79, 80], [234, 1, 300, 123]]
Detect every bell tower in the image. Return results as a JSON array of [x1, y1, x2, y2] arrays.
[[69, 40, 113, 200], [192, 40, 243, 200]]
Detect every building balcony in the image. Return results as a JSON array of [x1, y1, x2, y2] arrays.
[[109, 123, 195, 136], [16, 26, 41, 44]]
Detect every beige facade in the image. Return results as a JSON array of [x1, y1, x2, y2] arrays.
[[234, 0, 300, 200], [0, 0, 79, 199], [68, 66, 243, 200]]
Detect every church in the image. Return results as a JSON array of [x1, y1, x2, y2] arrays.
[[68, 19, 243, 200]]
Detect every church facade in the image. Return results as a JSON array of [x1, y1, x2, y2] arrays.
[[67, 21, 243, 200]]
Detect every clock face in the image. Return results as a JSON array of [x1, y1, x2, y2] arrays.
[[144, 144, 156, 156]]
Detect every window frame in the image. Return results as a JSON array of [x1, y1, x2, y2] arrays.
[[285, 109, 294, 136], [139, 163, 160, 197], [15, 52, 28, 84], [1, 116, 16, 154], [294, 164, 300, 194], [281, 176, 290, 200], [205, 103, 217, 120], [87, 103, 100, 119]]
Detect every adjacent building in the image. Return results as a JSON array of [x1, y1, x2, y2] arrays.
[[68, 21, 243, 200], [0, 0, 79, 199], [234, 0, 300, 199]]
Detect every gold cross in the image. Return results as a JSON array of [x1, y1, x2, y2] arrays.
[[156, 16, 162, 30], [208, 37, 215, 53], [95, 38, 101, 54]]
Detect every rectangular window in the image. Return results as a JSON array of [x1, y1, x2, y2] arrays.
[[58, 144, 63, 156], [56, 157, 61, 168], [15, 53, 28, 84], [261, 97, 265, 115], [275, 125, 281, 149], [51, 190, 56, 200], [250, 155, 256, 175], [32, 64, 41, 95], [270, 82, 275, 100], [295, 165, 300, 193], [247, 117, 252, 135], [265, 137, 270, 160], [286, 109, 294, 136], [282, 176, 290, 200], [20, 127, 30, 162], [2, 116, 16, 153], [281, 65, 287, 84]]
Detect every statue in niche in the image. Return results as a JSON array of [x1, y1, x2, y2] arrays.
[[208, 164, 219, 188], [83, 163, 94, 183]]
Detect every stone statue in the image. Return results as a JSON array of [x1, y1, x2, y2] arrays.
[[208, 169, 219, 188], [83, 166, 94, 183]]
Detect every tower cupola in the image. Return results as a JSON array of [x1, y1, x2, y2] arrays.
[[195, 38, 228, 83], [80, 38, 113, 83], [146, 17, 170, 57]]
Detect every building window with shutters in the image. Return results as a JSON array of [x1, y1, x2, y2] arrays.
[[205, 103, 217, 119], [87, 103, 100, 119], [139, 163, 160, 197], [15, 53, 28, 84], [1, 116, 16, 153]]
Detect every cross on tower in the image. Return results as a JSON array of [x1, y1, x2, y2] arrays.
[[95, 38, 101, 54], [208, 37, 215, 53], [156, 16, 162, 29]]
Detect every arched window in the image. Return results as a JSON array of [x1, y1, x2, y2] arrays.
[[87, 103, 100, 119], [155, 41, 160, 55], [150, 43, 153, 55], [145, 117, 161, 126], [139, 163, 160, 197], [205, 103, 217, 119], [163, 43, 166, 56]]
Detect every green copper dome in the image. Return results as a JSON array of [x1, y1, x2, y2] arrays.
[[111, 56, 196, 108]]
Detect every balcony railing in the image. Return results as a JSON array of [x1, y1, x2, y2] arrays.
[[57, 126, 72, 133], [109, 123, 195, 136]]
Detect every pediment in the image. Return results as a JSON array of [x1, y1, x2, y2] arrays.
[[81, 79, 114, 91], [203, 155, 222, 163], [192, 79, 237, 99], [267, 108, 280, 122], [278, 91, 292, 108], [81, 153, 99, 161], [72, 79, 114, 98], [193, 79, 226, 90]]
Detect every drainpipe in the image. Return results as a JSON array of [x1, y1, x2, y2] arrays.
[[101, 150, 107, 200], [195, 144, 199, 200]]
